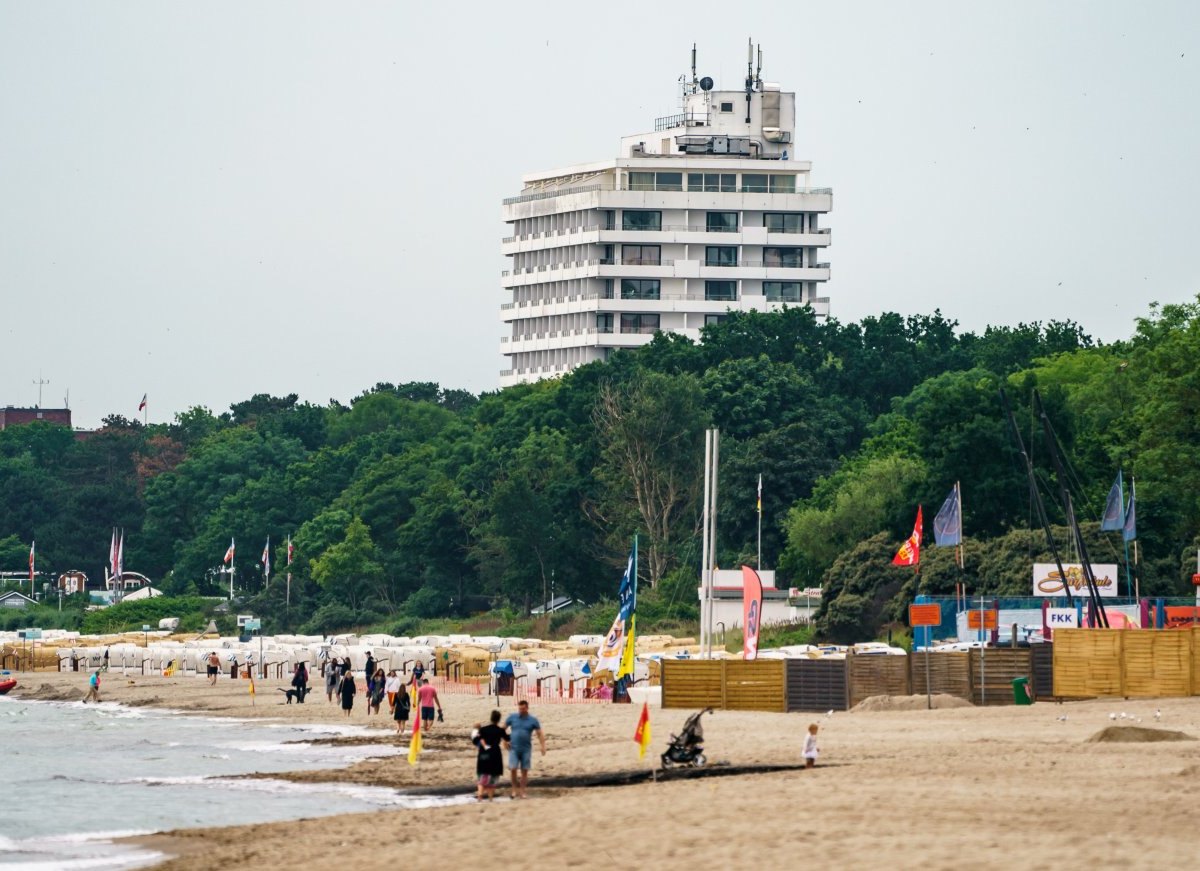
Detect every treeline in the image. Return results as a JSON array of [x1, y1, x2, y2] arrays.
[[3, 298, 1198, 640]]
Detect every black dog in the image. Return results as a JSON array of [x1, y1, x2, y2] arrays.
[[278, 687, 308, 704]]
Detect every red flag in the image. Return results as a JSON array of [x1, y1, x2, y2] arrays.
[[138, 393, 147, 412], [287, 536, 294, 565], [741, 565, 764, 660], [892, 506, 923, 567], [29, 540, 35, 584], [223, 539, 236, 564], [633, 702, 651, 758]]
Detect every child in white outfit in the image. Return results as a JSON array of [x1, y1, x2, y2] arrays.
[[803, 723, 819, 768]]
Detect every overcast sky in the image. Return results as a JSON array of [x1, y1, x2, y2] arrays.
[[2, 2, 1197, 428]]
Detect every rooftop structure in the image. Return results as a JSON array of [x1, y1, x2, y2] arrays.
[[500, 42, 833, 387]]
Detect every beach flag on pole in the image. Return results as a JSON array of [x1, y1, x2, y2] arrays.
[[408, 707, 422, 765], [756, 474, 762, 515], [29, 541, 35, 587], [224, 539, 236, 564], [597, 549, 636, 675], [261, 537, 270, 584], [892, 507, 923, 567], [138, 393, 147, 412], [633, 702, 651, 759], [248, 670, 256, 704]]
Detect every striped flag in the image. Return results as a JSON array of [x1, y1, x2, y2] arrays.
[[757, 474, 762, 514], [29, 541, 35, 586], [633, 702, 651, 759], [223, 539, 236, 564], [261, 537, 270, 579]]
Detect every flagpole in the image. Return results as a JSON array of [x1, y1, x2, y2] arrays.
[[701, 431, 712, 657], [756, 473, 762, 571]]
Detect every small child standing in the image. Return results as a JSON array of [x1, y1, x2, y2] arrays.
[[803, 723, 819, 768]]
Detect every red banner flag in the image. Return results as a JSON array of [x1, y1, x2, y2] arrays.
[[892, 506, 923, 567], [633, 702, 651, 758], [741, 565, 764, 660]]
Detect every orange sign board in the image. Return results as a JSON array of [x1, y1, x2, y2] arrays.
[[909, 604, 942, 627], [967, 610, 999, 630]]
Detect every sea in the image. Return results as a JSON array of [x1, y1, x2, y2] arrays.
[[0, 695, 468, 869]]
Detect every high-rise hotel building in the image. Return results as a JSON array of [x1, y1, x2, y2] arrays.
[[500, 48, 832, 387]]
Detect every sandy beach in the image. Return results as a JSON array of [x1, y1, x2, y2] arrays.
[[13, 670, 1200, 870]]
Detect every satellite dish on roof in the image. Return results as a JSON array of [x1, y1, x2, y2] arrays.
[[699, 76, 714, 92]]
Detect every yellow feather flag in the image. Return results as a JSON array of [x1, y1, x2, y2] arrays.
[[408, 716, 422, 765], [248, 672, 255, 696], [617, 614, 636, 679], [633, 702, 651, 759]]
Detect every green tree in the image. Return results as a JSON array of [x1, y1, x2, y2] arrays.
[[309, 517, 386, 611]]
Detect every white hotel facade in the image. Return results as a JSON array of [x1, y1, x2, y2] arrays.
[[499, 50, 833, 387]]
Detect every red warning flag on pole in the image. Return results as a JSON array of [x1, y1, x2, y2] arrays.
[[633, 702, 651, 759]]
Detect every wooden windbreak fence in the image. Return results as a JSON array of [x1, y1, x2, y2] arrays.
[[661, 659, 787, 712], [1054, 628, 1198, 698]]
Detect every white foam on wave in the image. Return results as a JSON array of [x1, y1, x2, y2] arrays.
[[0, 829, 161, 871]]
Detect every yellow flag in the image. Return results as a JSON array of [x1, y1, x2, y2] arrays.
[[633, 702, 651, 759], [248, 673, 255, 695], [617, 614, 636, 679], [408, 720, 422, 765]]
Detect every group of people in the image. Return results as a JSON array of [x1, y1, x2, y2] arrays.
[[471, 699, 546, 800], [320, 655, 443, 730]]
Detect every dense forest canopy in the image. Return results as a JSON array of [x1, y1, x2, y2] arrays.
[[4, 296, 1199, 640]]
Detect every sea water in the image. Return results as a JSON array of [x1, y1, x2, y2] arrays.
[[0, 696, 466, 869]]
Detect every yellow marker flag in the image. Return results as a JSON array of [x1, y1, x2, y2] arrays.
[[248, 673, 255, 695], [617, 614, 636, 679], [408, 717, 422, 765], [633, 702, 651, 759]]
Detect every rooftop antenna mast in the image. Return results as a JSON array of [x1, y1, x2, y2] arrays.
[[32, 373, 49, 408], [691, 43, 698, 86], [745, 37, 754, 122], [756, 44, 763, 90]]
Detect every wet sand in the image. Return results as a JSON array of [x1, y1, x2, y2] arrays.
[[15, 671, 1200, 869]]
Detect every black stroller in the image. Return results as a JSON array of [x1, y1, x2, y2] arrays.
[[661, 707, 712, 769]]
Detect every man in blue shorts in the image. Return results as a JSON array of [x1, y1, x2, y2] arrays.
[[503, 699, 545, 799]]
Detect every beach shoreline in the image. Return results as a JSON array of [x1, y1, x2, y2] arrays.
[[13, 671, 1200, 870]]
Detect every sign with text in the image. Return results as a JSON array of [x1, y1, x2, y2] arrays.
[[909, 604, 942, 627], [1046, 608, 1078, 633], [967, 609, 998, 631], [1032, 563, 1119, 598]]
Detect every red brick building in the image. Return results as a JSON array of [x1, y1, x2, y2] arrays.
[[0, 407, 73, 429]]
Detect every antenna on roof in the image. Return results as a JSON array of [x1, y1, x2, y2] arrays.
[[691, 43, 697, 85], [746, 37, 754, 92], [756, 44, 763, 90]]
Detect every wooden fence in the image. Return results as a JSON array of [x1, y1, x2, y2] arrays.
[[848, 654, 910, 707], [1054, 628, 1198, 698]]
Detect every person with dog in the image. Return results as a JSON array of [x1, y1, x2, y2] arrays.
[[472, 710, 508, 801], [503, 699, 545, 799], [291, 662, 309, 704], [207, 651, 220, 686]]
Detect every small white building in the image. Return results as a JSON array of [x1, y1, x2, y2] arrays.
[[698, 569, 814, 634], [500, 44, 833, 386]]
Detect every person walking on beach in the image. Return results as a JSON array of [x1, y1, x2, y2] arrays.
[[82, 669, 101, 703], [385, 669, 401, 714], [503, 699, 545, 799], [325, 662, 339, 703], [339, 670, 357, 717], [393, 682, 411, 735], [409, 660, 424, 687], [292, 662, 309, 704], [803, 723, 820, 769], [364, 652, 376, 684], [207, 652, 220, 686], [369, 668, 386, 715], [472, 710, 508, 801], [416, 678, 442, 733]]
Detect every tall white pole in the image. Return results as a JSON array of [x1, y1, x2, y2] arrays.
[[708, 430, 719, 658], [756, 473, 762, 571], [700, 430, 712, 657]]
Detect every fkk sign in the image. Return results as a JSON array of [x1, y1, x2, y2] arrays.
[[1046, 608, 1078, 633]]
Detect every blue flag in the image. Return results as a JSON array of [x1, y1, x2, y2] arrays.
[[1122, 480, 1137, 542], [933, 485, 961, 546], [1100, 471, 1125, 531]]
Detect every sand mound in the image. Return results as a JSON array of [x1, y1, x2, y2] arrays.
[[852, 693, 973, 712], [1086, 726, 1196, 744], [16, 682, 79, 702]]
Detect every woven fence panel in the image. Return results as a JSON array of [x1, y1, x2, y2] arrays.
[[1123, 631, 1192, 697], [1053, 629, 1123, 697], [1193, 629, 1200, 696], [968, 648, 1032, 706], [786, 658, 849, 712], [848, 655, 910, 708], [724, 660, 787, 712], [661, 660, 724, 709], [1031, 643, 1054, 698], [910, 652, 971, 700]]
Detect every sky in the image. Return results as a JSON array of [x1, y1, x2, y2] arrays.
[[2, 2, 1197, 429]]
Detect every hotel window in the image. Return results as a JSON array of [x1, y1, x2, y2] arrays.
[[764, 212, 804, 233], [601, 278, 614, 299], [742, 174, 768, 193], [720, 102, 734, 113], [706, 212, 738, 233], [596, 313, 614, 333], [769, 175, 796, 193], [621, 279, 661, 300], [705, 314, 726, 326], [629, 172, 655, 191], [688, 173, 737, 192], [763, 281, 803, 302], [705, 246, 738, 267], [629, 172, 682, 191], [621, 244, 661, 266], [622, 210, 662, 231], [763, 247, 802, 267], [621, 313, 661, 334], [705, 280, 737, 301]]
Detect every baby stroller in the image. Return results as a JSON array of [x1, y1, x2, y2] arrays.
[[661, 707, 712, 769]]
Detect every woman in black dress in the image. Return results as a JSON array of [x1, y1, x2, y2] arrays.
[[472, 709, 508, 800], [339, 670, 357, 717]]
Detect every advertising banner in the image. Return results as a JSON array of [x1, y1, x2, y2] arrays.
[[1032, 563, 1119, 598]]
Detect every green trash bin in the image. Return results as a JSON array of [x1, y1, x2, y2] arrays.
[[1012, 676, 1034, 705]]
